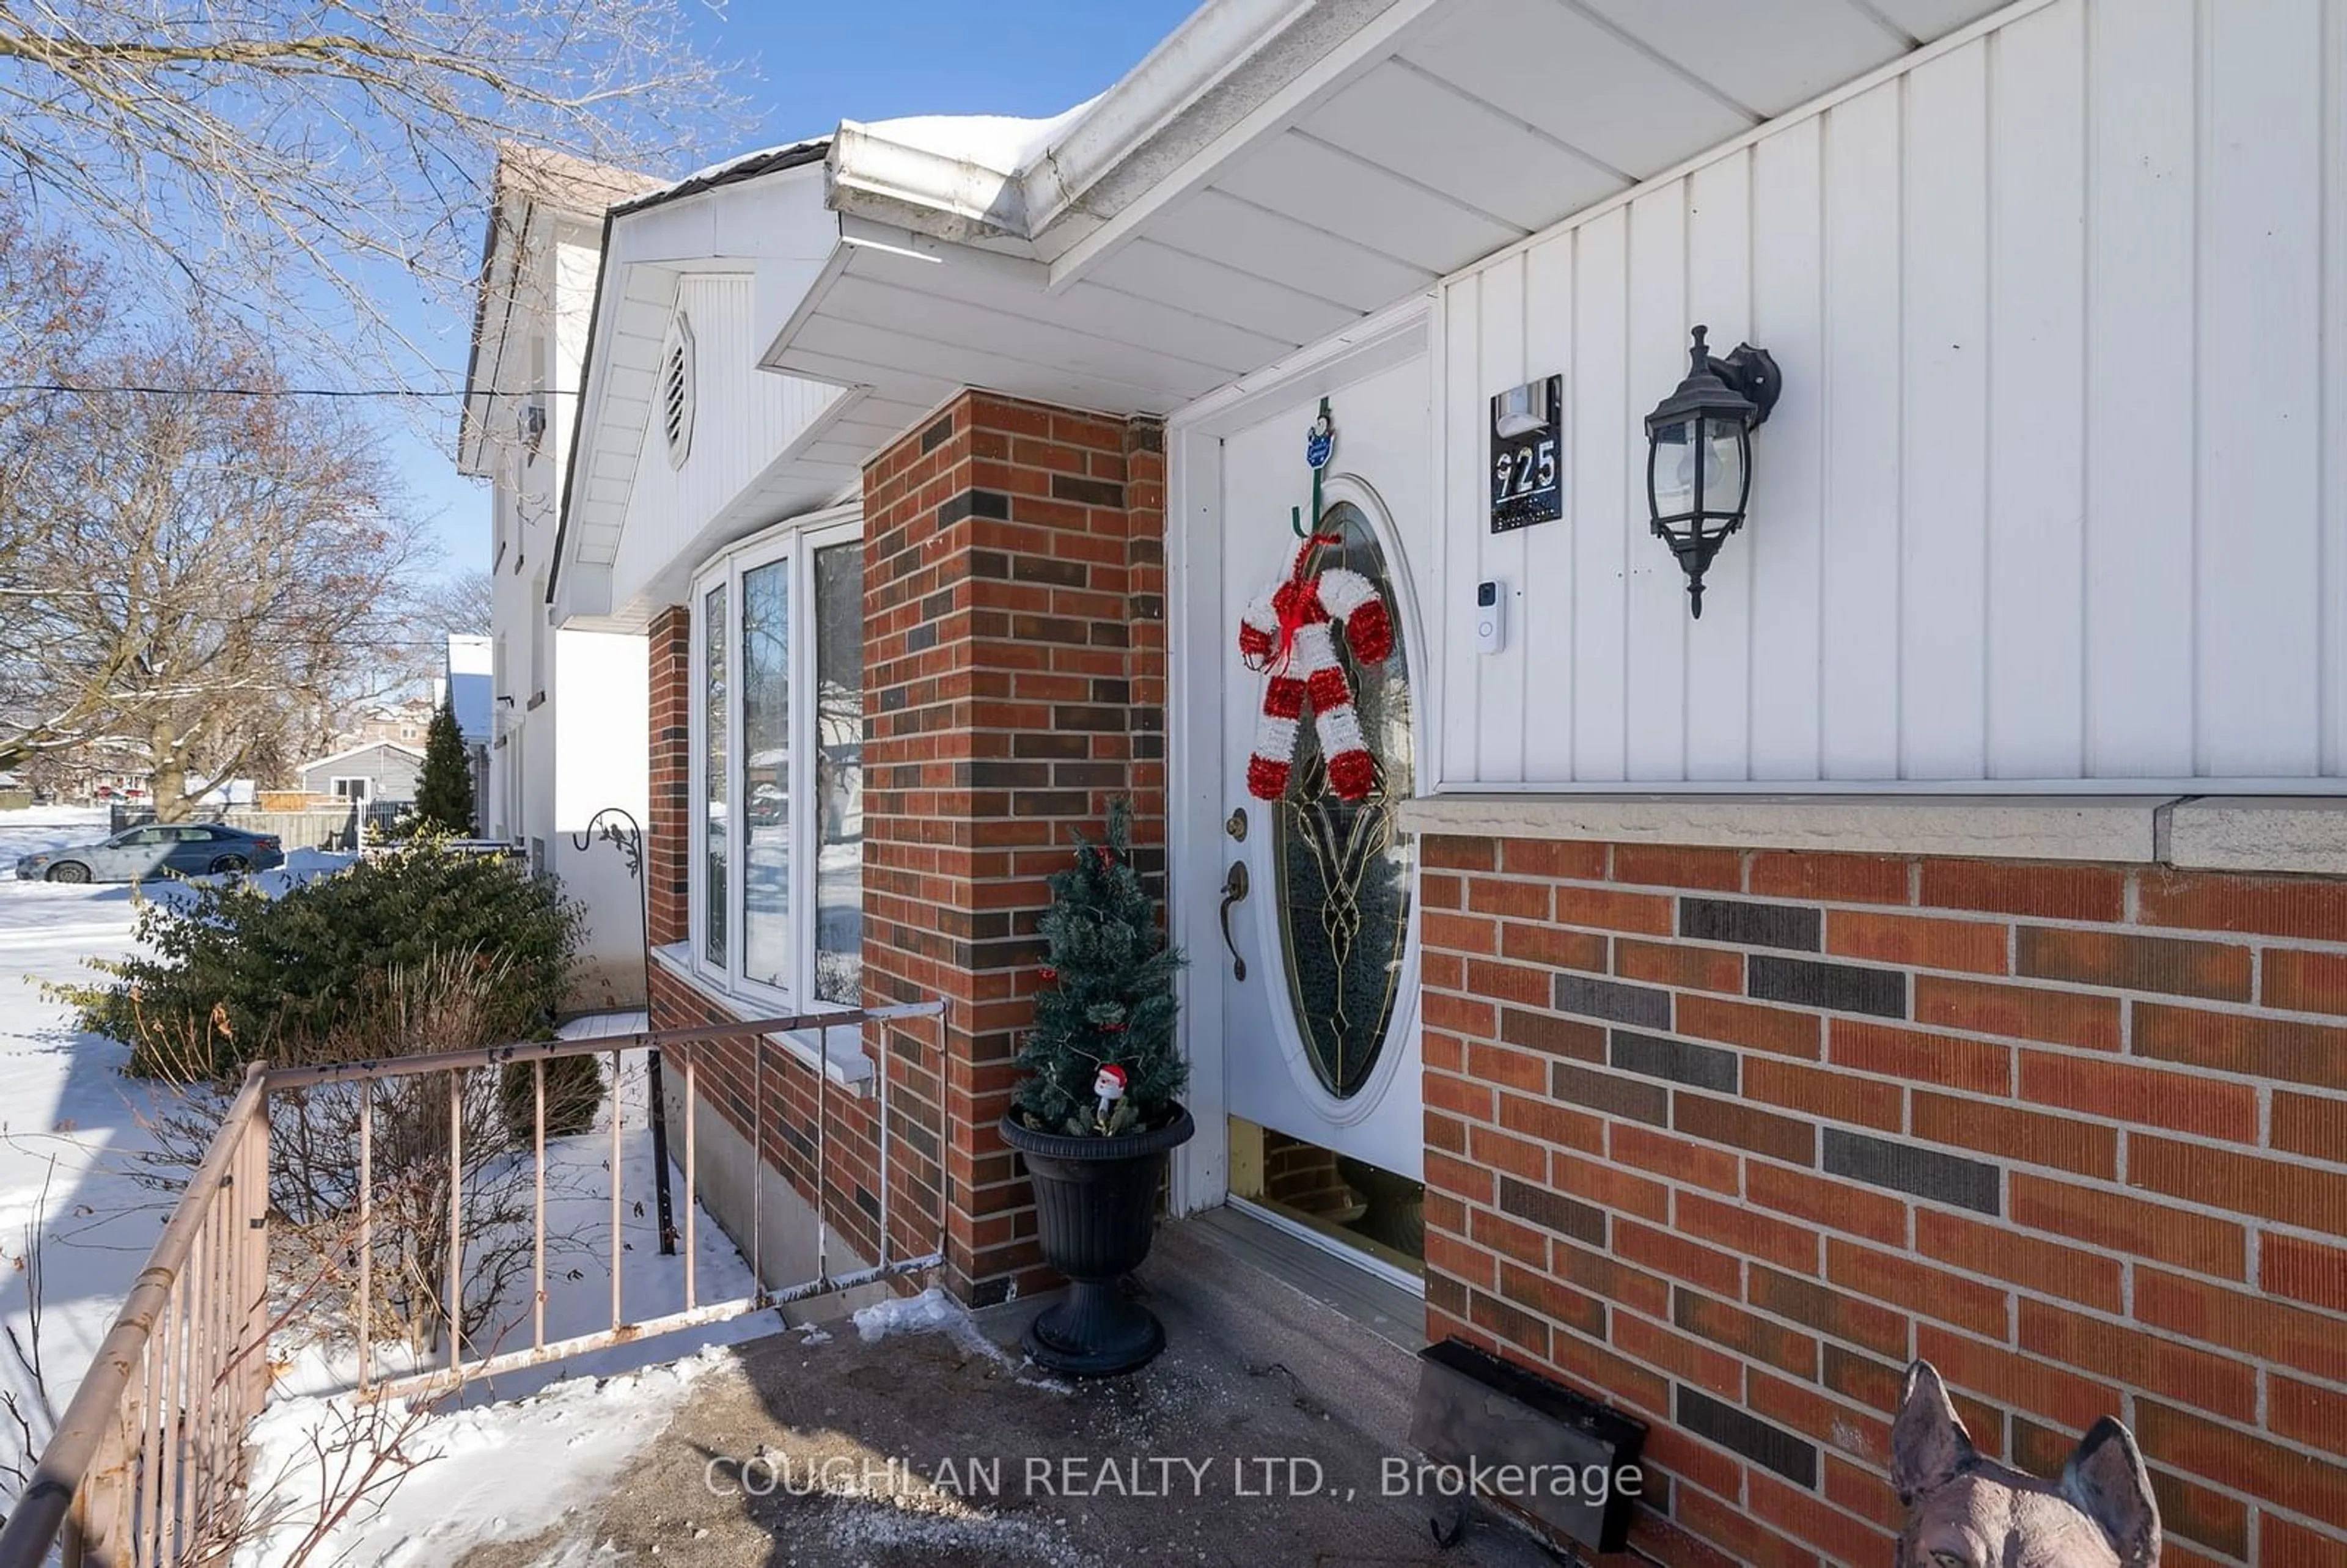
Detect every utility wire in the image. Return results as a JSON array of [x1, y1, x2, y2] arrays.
[[0, 383, 576, 398]]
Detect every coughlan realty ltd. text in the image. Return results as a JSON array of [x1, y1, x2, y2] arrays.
[[704, 1454, 1637, 1505]]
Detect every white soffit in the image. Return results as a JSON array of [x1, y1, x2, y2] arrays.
[[773, 0, 2013, 423]]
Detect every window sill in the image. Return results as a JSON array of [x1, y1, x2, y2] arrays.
[[648, 942, 874, 1095]]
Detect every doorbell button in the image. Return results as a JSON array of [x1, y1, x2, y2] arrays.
[[1477, 581, 1507, 654]]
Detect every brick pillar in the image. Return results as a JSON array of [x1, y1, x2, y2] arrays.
[[863, 391, 1167, 1305]]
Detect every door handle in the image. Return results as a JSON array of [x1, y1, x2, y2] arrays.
[[1218, 860, 1251, 981]]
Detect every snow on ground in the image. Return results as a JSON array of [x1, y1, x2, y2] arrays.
[[1, 808, 361, 1492], [235, 1346, 737, 1568], [0, 806, 183, 1457], [0, 811, 790, 1564], [852, 1287, 1073, 1400], [854, 1286, 1015, 1368]]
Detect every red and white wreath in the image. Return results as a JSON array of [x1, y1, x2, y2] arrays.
[[1237, 534, 1395, 802]]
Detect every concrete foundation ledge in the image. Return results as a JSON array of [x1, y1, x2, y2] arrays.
[[2165, 796, 2347, 876], [1395, 793, 2171, 865]]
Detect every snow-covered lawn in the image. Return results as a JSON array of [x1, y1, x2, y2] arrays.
[[0, 807, 185, 1442], [0, 809, 796, 1563]]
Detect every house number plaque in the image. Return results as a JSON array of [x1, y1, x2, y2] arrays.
[[1489, 374, 1563, 533]]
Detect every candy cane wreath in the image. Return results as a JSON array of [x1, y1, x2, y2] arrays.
[[1236, 533, 1395, 802]]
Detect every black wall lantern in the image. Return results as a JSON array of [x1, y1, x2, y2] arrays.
[[1644, 325, 1780, 617]]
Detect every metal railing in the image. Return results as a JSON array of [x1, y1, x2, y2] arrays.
[[0, 1068, 270, 1568], [0, 1001, 946, 1567]]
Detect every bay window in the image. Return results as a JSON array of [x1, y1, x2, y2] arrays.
[[689, 509, 863, 1009]]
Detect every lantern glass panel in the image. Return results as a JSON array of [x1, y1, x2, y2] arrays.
[[1699, 416, 1745, 515], [1650, 416, 1697, 521]]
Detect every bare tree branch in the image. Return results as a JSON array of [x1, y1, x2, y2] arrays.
[[0, 277, 423, 808], [0, 0, 742, 380]]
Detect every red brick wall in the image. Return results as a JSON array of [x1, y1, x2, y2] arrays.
[[1418, 837, 2347, 1567], [645, 606, 690, 948], [861, 390, 1168, 1303], [641, 392, 1168, 1306]]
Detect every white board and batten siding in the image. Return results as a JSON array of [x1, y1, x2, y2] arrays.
[[605, 274, 845, 617], [1435, 0, 2347, 792]]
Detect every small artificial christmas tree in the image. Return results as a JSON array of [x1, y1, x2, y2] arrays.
[[413, 695, 477, 837], [1010, 800, 1187, 1137]]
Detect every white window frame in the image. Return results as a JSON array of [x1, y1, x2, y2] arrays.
[[687, 503, 862, 1018], [329, 776, 370, 801]]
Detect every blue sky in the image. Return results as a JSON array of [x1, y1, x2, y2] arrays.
[[402, 0, 1199, 584]]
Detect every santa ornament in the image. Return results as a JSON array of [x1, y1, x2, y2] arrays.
[[1238, 420, 1396, 802], [1092, 1063, 1128, 1120]]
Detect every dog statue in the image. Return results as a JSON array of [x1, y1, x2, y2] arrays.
[[1893, 1361, 2160, 1567]]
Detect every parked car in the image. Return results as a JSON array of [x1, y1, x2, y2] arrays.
[[14, 823, 285, 883]]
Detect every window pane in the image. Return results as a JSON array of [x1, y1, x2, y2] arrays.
[[813, 543, 864, 1005], [1650, 416, 1697, 519], [702, 582, 728, 970], [1699, 415, 1744, 515], [741, 559, 790, 989]]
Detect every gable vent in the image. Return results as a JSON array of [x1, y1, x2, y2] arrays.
[[659, 315, 696, 468]]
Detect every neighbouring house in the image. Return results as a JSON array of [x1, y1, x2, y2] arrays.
[[444, 632, 494, 823], [295, 740, 423, 807], [332, 697, 437, 751], [458, 147, 661, 1010], [83, 770, 147, 804], [478, 2, 2347, 1563]]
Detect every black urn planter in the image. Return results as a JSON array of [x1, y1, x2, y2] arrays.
[[999, 1104, 1195, 1377]]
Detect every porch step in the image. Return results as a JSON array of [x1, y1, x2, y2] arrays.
[[1181, 1202, 1427, 1354]]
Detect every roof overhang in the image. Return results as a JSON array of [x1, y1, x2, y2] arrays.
[[553, 141, 941, 628], [766, 0, 2021, 424]]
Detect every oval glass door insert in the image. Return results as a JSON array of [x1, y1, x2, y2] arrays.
[[1273, 501, 1416, 1099]]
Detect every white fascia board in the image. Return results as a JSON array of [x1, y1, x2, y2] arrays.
[[458, 210, 528, 477], [754, 218, 867, 379], [619, 404, 871, 620]]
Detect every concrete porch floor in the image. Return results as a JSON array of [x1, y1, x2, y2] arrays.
[[457, 1214, 1565, 1568]]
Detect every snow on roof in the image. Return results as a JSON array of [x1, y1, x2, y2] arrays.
[[446, 634, 493, 675], [623, 101, 1098, 216], [298, 739, 426, 775], [621, 136, 833, 210], [858, 97, 1101, 176]]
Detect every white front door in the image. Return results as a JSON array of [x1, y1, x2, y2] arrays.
[[1211, 349, 1433, 1192]]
